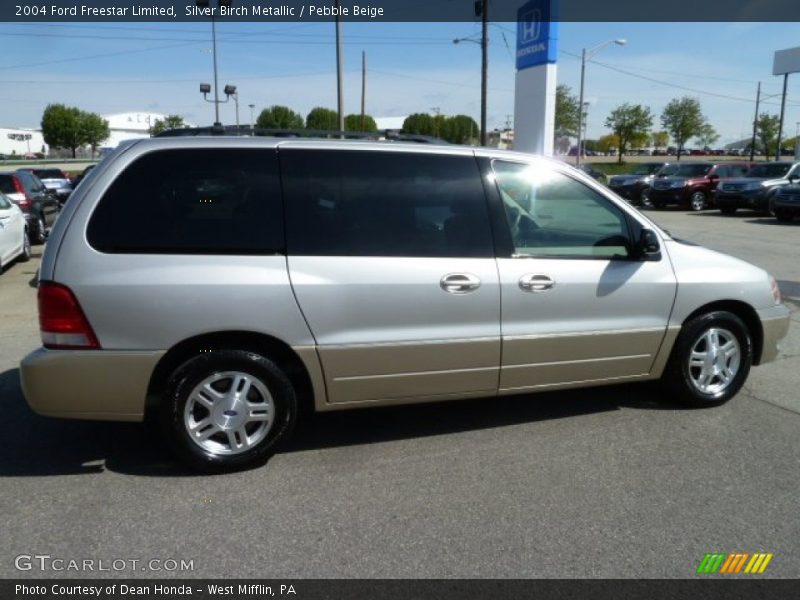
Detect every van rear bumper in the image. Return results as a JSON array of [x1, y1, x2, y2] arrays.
[[20, 348, 164, 422]]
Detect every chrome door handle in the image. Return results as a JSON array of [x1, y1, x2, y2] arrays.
[[440, 273, 481, 294], [519, 274, 555, 292]]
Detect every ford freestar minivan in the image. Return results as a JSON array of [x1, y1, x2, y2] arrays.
[[20, 138, 791, 471]]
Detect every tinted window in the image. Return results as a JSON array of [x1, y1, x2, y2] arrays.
[[746, 163, 791, 178], [672, 164, 712, 177], [88, 149, 283, 254], [0, 193, 10, 209], [0, 175, 15, 195], [33, 169, 65, 179], [282, 150, 493, 258], [493, 161, 630, 259]]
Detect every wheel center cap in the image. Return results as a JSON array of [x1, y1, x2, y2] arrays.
[[214, 400, 246, 429]]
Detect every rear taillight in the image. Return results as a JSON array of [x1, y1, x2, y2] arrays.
[[12, 176, 33, 209], [38, 282, 100, 349]]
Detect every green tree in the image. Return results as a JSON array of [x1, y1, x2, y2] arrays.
[[597, 133, 620, 154], [651, 130, 670, 152], [256, 105, 304, 129], [756, 113, 781, 158], [305, 107, 339, 131], [150, 115, 186, 136], [344, 114, 378, 132], [440, 115, 479, 144], [660, 97, 708, 160], [40, 103, 85, 158], [696, 123, 719, 149], [402, 113, 436, 136], [604, 103, 653, 163], [81, 112, 110, 157], [555, 84, 581, 140]]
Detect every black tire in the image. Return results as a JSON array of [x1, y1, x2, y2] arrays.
[[774, 209, 794, 223], [719, 206, 736, 216], [662, 311, 752, 408], [18, 230, 31, 263], [33, 215, 46, 244], [161, 350, 297, 472], [652, 200, 666, 209]]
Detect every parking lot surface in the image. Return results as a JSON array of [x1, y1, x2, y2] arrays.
[[1, 209, 798, 578]]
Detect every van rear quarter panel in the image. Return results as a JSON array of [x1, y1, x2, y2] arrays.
[[49, 139, 315, 351]]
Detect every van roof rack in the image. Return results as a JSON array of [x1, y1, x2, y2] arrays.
[[153, 125, 449, 145]]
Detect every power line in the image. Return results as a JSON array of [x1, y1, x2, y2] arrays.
[[0, 41, 202, 71], [559, 48, 800, 108]]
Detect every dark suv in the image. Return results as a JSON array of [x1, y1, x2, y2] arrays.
[[0, 171, 60, 243], [648, 162, 751, 211], [714, 162, 800, 215], [608, 162, 674, 206]]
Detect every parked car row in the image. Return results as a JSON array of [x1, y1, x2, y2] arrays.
[[0, 170, 60, 249], [605, 160, 800, 222]]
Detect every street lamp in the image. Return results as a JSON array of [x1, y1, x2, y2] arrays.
[[453, 35, 488, 146], [249, 104, 255, 131], [576, 38, 626, 166], [224, 84, 239, 131], [200, 82, 237, 130], [195, 0, 233, 129]]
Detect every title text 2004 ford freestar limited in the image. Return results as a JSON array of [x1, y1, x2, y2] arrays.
[[20, 139, 790, 471]]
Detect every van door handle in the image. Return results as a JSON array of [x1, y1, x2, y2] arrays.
[[519, 274, 556, 292], [440, 273, 481, 294]]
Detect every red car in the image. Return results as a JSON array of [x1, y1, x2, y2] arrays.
[[648, 161, 753, 211]]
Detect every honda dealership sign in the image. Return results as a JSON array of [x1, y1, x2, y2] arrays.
[[514, 0, 558, 155], [516, 1, 559, 70]]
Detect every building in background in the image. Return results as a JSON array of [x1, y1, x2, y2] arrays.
[[0, 127, 47, 157]]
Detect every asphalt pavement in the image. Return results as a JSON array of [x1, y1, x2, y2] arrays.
[[0, 208, 798, 579]]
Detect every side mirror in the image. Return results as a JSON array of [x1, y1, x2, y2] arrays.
[[708, 173, 720, 181], [637, 229, 661, 260]]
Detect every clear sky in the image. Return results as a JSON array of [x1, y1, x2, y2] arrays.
[[1, 20, 799, 145]]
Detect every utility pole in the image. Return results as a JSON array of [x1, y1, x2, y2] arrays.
[[480, 0, 489, 146], [335, 0, 344, 134], [750, 81, 760, 162], [211, 15, 221, 127], [361, 51, 366, 131], [431, 106, 441, 137], [249, 103, 255, 131], [776, 73, 789, 161]]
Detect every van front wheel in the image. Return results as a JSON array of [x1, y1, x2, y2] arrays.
[[162, 350, 297, 472], [662, 311, 752, 407]]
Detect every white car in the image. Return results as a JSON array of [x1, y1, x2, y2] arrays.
[[0, 192, 31, 271]]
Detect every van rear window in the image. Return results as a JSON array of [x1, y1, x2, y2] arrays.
[[87, 149, 284, 254]]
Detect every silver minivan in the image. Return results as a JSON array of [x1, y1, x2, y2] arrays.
[[20, 138, 790, 471]]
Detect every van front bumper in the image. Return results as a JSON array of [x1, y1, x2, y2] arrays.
[[757, 305, 791, 365], [20, 348, 164, 421]]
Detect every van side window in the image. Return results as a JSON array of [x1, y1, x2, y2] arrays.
[[282, 150, 494, 258], [492, 160, 631, 259], [87, 149, 283, 254]]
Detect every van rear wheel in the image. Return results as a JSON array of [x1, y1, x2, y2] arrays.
[[662, 311, 752, 407], [161, 350, 297, 472]]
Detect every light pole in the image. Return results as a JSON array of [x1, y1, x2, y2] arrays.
[[249, 104, 255, 131], [335, 0, 344, 133], [200, 82, 237, 130], [577, 38, 626, 166], [225, 85, 239, 131], [453, 35, 486, 145], [196, 0, 233, 129], [581, 101, 589, 156], [795, 122, 800, 160]]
